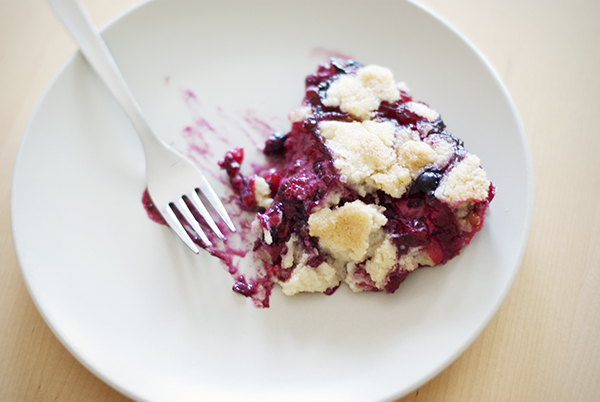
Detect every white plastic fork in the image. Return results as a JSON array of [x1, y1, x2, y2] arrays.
[[48, 0, 235, 254]]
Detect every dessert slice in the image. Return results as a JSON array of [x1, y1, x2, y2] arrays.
[[222, 58, 494, 305]]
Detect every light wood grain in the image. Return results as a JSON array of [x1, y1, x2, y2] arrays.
[[1, 0, 599, 401]]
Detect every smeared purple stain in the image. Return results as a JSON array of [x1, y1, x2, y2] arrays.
[[175, 88, 254, 179], [179, 95, 219, 161], [142, 188, 254, 281], [309, 46, 354, 61], [182, 125, 213, 159], [239, 109, 279, 141], [142, 83, 287, 308], [215, 107, 233, 147], [183, 88, 199, 103], [217, 108, 263, 150], [195, 118, 216, 132], [142, 189, 166, 225]]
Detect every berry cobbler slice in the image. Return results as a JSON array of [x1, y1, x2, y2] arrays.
[[221, 59, 494, 304]]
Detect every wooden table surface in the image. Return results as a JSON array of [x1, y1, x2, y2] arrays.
[[1, 0, 599, 401]]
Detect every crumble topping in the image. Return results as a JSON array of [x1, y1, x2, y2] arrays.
[[364, 235, 398, 288], [319, 120, 396, 194], [322, 65, 400, 120], [435, 154, 490, 204], [406, 101, 440, 122], [399, 247, 436, 272], [369, 163, 412, 199], [288, 106, 312, 123], [280, 257, 340, 296], [398, 140, 436, 174], [319, 120, 439, 198], [253, 176, 274, 209], [252, 218, 273, 245], [281, 235, 297, 269], [426, 135, 455, 168], [308, 200, 387, 263]]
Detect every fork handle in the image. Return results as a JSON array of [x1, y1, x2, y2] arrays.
[[47, 0, 164, 156]]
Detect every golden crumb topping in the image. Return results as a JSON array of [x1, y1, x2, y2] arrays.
[[406, 101, 440, 122], [319, 120, 396, 193], [322, 65, 400, 120], [319, 121, 437, 198], [399, 247, 435, 272], [253, 176, 273, 209], [280, 258, 340, 296], [364, 236, 398, 287], [397, 140, 436, 172], [308, 200, 387, 262], [435, 154, 490, 204]]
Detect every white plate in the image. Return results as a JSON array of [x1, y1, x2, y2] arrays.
[[11, 0, 533, 401]]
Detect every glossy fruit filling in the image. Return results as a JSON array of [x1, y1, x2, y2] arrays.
[[220, 59, 494, 301]]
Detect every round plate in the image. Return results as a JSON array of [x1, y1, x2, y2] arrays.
[[11, 0, 533, 401]]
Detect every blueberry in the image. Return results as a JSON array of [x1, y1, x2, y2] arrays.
[[414, 171, 441, 193], [331, 58, 362, 74], [264, 132, 287, 156], [317, 81, 330, 92]]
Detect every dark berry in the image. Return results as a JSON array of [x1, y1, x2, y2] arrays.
[[240, 178, 257, 209], [232, 278, 254, 297], [264, 132, 288, 156], [304, 88, 322, 107], [331, 58, 362, 74], [413, 171, 441, 193], [262, 168, 283, 192], [324, 284, 340, 295], [218, 147, 244, 176], [383, 269, 410, 293]]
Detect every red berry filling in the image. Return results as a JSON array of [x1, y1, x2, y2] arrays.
[[220, 59, 494, 302]]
